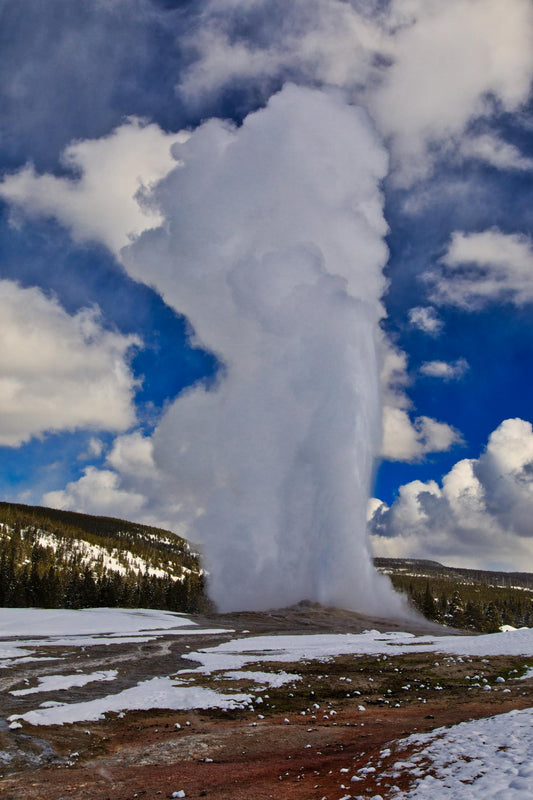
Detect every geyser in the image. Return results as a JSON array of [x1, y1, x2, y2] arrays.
[[123, 84, 404, 615]]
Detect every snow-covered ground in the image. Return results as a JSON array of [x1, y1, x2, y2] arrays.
[[3, 608, 533, 795], [3, 609, 533, 729], [181, 627, 533, 674], [4, 612, 533, 689], [10, 670, 118, 696], [12, 677, 252, 725], [0, 608, 229, 664], [362, 707, 533, 799], [0, 607, 197, 638]]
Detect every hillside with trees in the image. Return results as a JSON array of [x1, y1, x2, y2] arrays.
[[1, 503, 532, 630], [375, 557, 533, 632], [0, 502, 209, 612]]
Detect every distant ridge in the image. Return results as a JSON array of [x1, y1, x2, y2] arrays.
[[375, 557, 533, 630], [374, 556, 533, 589]]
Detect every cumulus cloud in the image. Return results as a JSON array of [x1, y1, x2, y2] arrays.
[[179, 0, 386, 105], [0, 118, 183, 256], [459, 133, 533, 171], [43, 431, 182, 531], [370, 0, 533, 183], [44, 467, 147, 521], [430, 229, 533, 308], [0, 280, 139, 446], [381, 408, 462, 462], [419, 358, 469, 381], [179, 0, 533, 183], [380, 341, 462, 461], [370, 418, 533, 571], [106, 431, 155, 478]]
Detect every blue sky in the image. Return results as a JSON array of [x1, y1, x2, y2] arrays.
[[2, 0, 533, 588]]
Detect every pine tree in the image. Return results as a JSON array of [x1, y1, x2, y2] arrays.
[[484, 601, 503, 633], [465, 600, 485, 631], [422, 582, 438, 621], [448, 590, 466, 629]]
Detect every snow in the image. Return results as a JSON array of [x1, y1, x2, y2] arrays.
[[3, 609, 533, 669], [379, 708, 533, 799], [0, 608, 232, 666], [221, 670, 301, 687], [0, 607, 196, 637], [515, 666, 533, 681], [10, 670, 118, 696], [3, 608, 533, 739], [9, 676, 252, 725], [25, 528, 189, 581], [182, 627, 533, 674]]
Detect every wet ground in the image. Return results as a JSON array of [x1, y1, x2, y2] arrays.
[[1, 605, 532, 799]]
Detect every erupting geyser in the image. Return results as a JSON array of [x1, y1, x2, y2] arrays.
[[123, 85, 404, 615]]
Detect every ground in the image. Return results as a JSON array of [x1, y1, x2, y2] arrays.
[[1, 605, 532, 799]]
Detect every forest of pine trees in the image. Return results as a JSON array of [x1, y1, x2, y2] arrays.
[[0, 502, 210, 613], [388, 573, 533, 632]]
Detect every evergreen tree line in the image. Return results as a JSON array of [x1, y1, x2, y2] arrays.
[[391, 574, 533, 632], [0, 502, 200, 575], [0, 526, 209, 613]]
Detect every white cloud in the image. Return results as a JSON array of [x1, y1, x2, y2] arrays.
[[0, 280, 139, 446], [42, 432, 181, 531], [178, 0, 533, 183], [179, 0, 386, 104], [0, 118, 184, 257], [459, 133, 533, 171], [370, 418, 533, 570], [431, 229, 533, 308], [106, 431, 155, 477], [419, 358, 469, 380], [380, 340, 462, 461], [371, 0, 533, 183], [3, 3, 531, 255], [44, 467, 147, 520], [381, 407, 462, 462], [408, 306, 444, 335]]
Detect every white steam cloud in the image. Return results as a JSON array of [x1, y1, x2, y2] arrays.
[[180, 0, 533, 184], [116, 84, 403, 614], [11, 0, 531, 613]]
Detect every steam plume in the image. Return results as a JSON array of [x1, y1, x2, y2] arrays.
[[122, 85, 403, 614]]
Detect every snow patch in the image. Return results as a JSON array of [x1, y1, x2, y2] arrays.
[[9, 677, 251, 726], [382, 708, 533, 799], [10, 670, 118, 696]]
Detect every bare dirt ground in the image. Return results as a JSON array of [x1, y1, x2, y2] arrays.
[[1, 605, 532, 800]]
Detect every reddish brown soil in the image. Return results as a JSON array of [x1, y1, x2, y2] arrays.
[[1, 607, 532, 800], [2, 662, 532, 800]]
